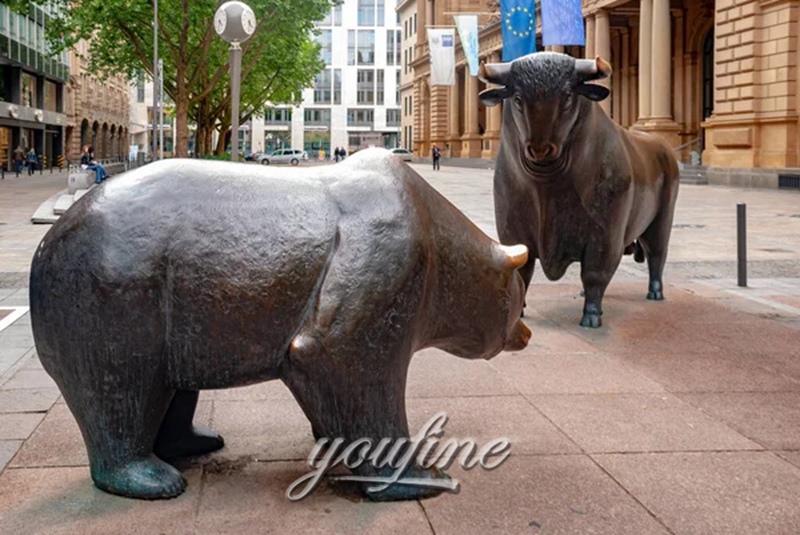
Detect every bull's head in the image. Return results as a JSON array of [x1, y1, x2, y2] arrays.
[[478, 52, 612, 165]]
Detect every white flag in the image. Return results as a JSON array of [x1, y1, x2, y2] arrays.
[[454, 15, 480, 77], [428, 29, 456, 86]]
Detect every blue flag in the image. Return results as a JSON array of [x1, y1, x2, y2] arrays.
[[541, 0, 585, 46], [501, 0, 537, 62]]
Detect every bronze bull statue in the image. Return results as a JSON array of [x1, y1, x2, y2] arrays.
[[29, 149, 531, 501], [479, 52, 680, 328]]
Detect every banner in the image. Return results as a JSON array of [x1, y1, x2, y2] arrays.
[[428, 28, 456, 86], [454, 15, 480, 77], [541, 0, 585, 46], [501, 0, 537, 61]]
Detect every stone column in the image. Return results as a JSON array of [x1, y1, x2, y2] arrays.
[[638, 0, 652, 121], [651, 0, 672, 119], [449, 66, 461, 157], [672, 9, 684, 128], [595, 10, 611, 115], [482, 52, 503, 159], [462, 67, 481, 158], [585, 15, 596, 58], [621, 29, 631, 127]]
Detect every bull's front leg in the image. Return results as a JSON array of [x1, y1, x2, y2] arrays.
[[578, 240, 624, 328]]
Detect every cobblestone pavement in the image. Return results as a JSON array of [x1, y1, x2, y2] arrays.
[[0, 159, 799, 534]]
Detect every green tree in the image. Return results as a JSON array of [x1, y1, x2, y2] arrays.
[[27, 0, 332, 157]]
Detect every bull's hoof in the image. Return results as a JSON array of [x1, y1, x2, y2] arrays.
[[363, 466, 453, 502], [92, 455, 186, 499], [155, 425, 224, 459], [579, 312, 602, 328], [647, 281, 664, 301]]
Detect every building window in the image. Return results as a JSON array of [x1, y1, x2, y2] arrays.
[[304, 108, 331, 126], [413, 14, 417, 34], [394, 31, 401, 65], [358, 0, 375, 26], [377, 70, 384, 106], [348, 134, 361, 149], [395, 69, 400, 105], [348, 30, 356, 66], [136, 71, 145, 103], [333, 68, 342, 105], [357, 30, 374, 65], [317, 30, 332, 65], [387, 109, 400, 126], [264, 107, 292, 124], [347, 108, 374, 127], [387, 30, 395, 66], [44, 80, 57, 111], [377, 0, 384, 26], [333, 3, 343, 26], [357, 69, 375, 105], [313, 69, 332, 104], [21, 72, 36, 107]]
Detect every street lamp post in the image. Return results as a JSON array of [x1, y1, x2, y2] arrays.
[[214, 1, 256, 163], [159, 58, 164, 159], [152, 0, 158, 160]]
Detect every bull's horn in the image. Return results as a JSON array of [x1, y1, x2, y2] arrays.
[[478, 62, 511, 85], [575, 57, 612, 81], [499, 244, 529, 269]]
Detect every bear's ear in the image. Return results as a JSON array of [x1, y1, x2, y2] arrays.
[[479, 87, 509, 107], [498, 244, 528, 270]]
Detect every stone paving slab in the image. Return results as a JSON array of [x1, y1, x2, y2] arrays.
[[0, 388, 60, 413], [529, 393, 762, 453], [420, 456, 671, 535], [0, 466, 204, 535], [679, 392, 800, 451], [593, 452, 800, 535], [195, 461, 433, 535]]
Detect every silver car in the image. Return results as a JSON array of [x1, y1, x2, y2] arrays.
[[258, 148, 307, 166], [390, 148, 413, 162]]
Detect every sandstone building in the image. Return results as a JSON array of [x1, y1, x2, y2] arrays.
[[400, 0, 800, 187], [65, 39, 129, 163]]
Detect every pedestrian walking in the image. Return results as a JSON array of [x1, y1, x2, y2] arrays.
[[432, 144, 441, 171], [26, 147, 37, 176], [334, 146, 340, 163], [13, 146, 24, 176]]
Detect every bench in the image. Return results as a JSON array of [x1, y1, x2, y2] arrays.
[[67, 162, 127, 194]]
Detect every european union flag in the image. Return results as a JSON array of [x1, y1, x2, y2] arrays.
[[541, 0, 585, 46], [501, 0, 537, 62]]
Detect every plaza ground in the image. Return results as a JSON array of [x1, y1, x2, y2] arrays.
[[0, 161, 799, 534]]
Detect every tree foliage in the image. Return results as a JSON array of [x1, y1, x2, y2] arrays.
[[26, 0, 333, 156]]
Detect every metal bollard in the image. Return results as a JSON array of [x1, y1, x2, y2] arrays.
[[737, 203, 747, 288]]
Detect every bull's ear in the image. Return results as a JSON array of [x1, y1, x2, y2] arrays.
[[479, 87, 509, 107], [575, 83, 610, 102]]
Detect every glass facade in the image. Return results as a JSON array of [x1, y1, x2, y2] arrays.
[[0, 4, 69, 80]]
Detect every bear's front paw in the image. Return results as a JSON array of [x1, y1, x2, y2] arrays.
[[92, 455, 186, 499]]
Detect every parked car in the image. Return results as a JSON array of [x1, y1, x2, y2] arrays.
[[390, 148, 414, 162], [258, 148, 307, 166]]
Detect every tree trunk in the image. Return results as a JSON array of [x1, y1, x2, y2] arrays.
[[215, 125, 230, 155], [174, 66, 189, 157]]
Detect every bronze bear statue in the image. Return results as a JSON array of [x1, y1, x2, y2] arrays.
[[29, 149, 531, 501]]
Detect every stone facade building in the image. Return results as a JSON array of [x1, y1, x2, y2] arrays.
[[402, 0, 800, 187], [64, 39, 129, 163]]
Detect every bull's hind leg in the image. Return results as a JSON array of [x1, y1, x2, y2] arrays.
[[154, 390, 225, 459], [55, 355, 185, 499], [283, 335, 448, 501]]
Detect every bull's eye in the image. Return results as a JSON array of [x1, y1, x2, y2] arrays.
[[514, 94, 523, 108]]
